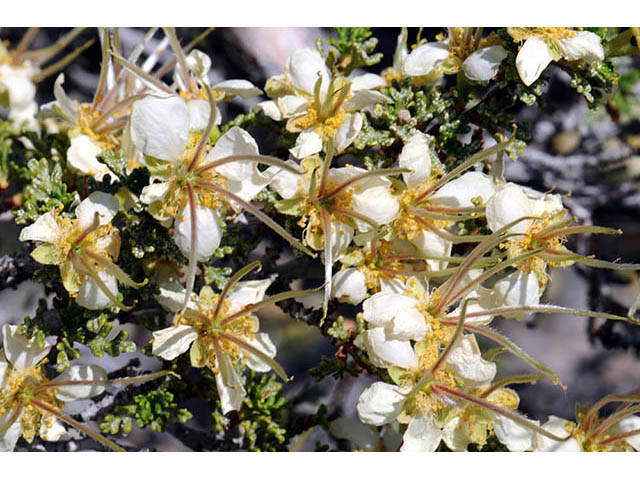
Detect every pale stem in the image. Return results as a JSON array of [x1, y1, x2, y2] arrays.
[[195, 178, 316, 258], [415, 138, 513, 204], [72, 211, 101, 247], [92, 93, 147, 130], [30, 398, 124, 452], [83, 248, 148, 288], [414, 215, 488, 244], [219, 286, 323, 327], [446, 305, 636, 324], [0, 399, 23, 433], [591, 405, 640, 441], [317, 140, 336, 197], [213, 260, 262, 320], [196, 154, 304, 176], [92, 28, 111, 110], [537, 225, 621, 240], [480, 373, 553, 398], [36, 370, 180, 392], [152, 28, 215, 81], [321, 207, 333, 322], [94, 116, 128, 135], [410, 208, 483, 222], [419, 204, 485, 214], [324, 168, 410, 199], [187, 82, 218, 172], [331, 206, 379, 229], [111, 50, 174, 94], [26, 27, 86, 65], [181, 181, 198, 313], [432, 383, 571, 442], [162, 27, 194, 92], [430, 299, 469, 376], [583, 393, 640, 434], [32, 38, 96, 83], [597, 427, 640, 447], [13, 28, 39, 64], [216, 331, 290, 383]]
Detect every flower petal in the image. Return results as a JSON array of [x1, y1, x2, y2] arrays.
[[19, 212, 61, 244], [403, 42, 450, 77], [334, 112, 363, 153], [215, 351, 246, 414], [332, 268, 368, 305], [290, 130, 323, 159], [254, 100, 282, 121], [130, 94, 189, 161], [557, 31, 604, 62], [357, 381, 408, 427], [399, 132, 434, 188], [67, 135, 115, 182], [515, 37, 554, 86], [431, 171, 496, 208], [75, 191, 119, 231], [612, 416, 640, 451], [207, 127, 260, 182], [54, 365, 108, 402], [52, 73, 78, 122], [445, 334, 497, 386], [485, 183, 534, 235], [187, 99, 217, 132], [400, 413, 443, 451], [349, 73, 386, 92], [409, 229, 452, 272], [173, 204, 223, 263], [0, 411, 23, 452], [152, 325, 198, 361], [76, 271, 118, 310], [2, 324, 52, 371], [494, 271, 541, 319], [355, 327, 418, 369], [213, 79, 262, 99], [287, 48, 331, 97], [244, 333, 277, 372], [329, 417, 379, 451], [226, 279, 273, 314], [39, 416, 67, 442], [534, 416, 581, 452], [343, 90, 389, 112], [493, 416, 536, 452], [462, 45, 508, 82]]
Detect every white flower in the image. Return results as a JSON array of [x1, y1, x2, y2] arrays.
[[0, 61, 39, 132], [152, 279, 283, 414], [263, 48, 389, 157], [404, 28, 508, 82], [19, 192, 144, 310], [507, 28, 604, 86], [0, 325, 106, 451]]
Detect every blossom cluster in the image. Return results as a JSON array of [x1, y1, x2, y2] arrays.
[[2, 27, 640, 452]]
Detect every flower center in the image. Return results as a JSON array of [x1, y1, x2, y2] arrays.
[[509, 27, 576, 43]]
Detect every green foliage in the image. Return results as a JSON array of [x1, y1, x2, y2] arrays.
[[325, 27, 383, 76], [100, 389, 192, 436]]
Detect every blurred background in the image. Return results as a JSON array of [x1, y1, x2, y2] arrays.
[[2, 27, 640, 451]]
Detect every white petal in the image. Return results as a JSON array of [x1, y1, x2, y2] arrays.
[[343, 90, 389, 112], [400, 413, 443, 451], [494, 271, 541, 319], [445, 334, 497, 386], [409, 229, 452, 272], [54, 365, 107, 401], [331, 268, 368, 305], [557, 31, 604, 62], [173, 205, 223, 263], [207, 127, 260, 182], [363, 292, 426, 341], [67, 135, 114, 181], [612, 416, 640, 451], [334, 112, 362, 153], [152, 325, 198, 361], [269, 160, 306, 199], [39, 417, 67, 442], [140, 181, 171, 205], [2, 324, 52, 371], [356, 381, 408, 426], [19, 212, 61, 244], [349, 73, 386, 92], [399, 132, 434, 188], [187, 99, 216, 132], [0, 411, 22, 452], [431, 171, 496, 208], [2, 71, 35, 109], [442, 416, 473, 451], [276, 95, 309, 118], [75, 191, 119, 231], [52, 73, 78, 122], [130, 95, 189, 161], [515, 37, 554, 86], [462, 45, 508, 82], [329, 418, 379, 451], [326, 220, 354, 262], [226, 279, 273, 314], [254, 100, 282, 121], [534, 416, 581, 452], [403, 42, 450, 77], [215, 352, 246, 414], [356, 327, 417, 369], [186, 49, 211, 79], [213, 79, 262, 99], [494, 416, 535, 452], [485, 183, 533, 235], [154, 277, 195, 313], [287, 48, 330, 96], [290, 130, 323, 158], [0, 358, 7, 390], [244, 333, 276, 372], [76, 272, 118, 310], [351, 186, 399, 230]]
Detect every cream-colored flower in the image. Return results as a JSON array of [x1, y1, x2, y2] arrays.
[[507, 28, 604, 86], [19, 192, 145, 310]]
